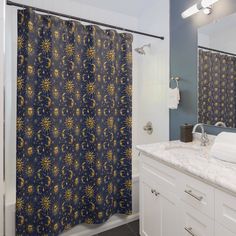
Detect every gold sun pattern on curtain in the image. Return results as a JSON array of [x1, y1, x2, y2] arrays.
[[198, 50, 236, 128], [16, 9, 133, 236]]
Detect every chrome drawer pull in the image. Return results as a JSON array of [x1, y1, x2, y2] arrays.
[[151, 189, 160, 196], [184, 227, 198, 236], [184, 190, 203, 201]]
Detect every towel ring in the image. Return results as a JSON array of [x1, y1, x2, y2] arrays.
[[171, 77, 180, 88]]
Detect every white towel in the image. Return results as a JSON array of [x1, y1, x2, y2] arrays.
[[214, 132, 236, 146], [168, 88, 180, 109], [210, 143, 236, 163], [210, 132, 236, 163]]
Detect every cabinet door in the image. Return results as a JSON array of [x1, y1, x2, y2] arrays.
[[140, 177, 161, 236], [215, 189, 236, 234], [161, 189, 181, 236], [140, 168, 180, 236]]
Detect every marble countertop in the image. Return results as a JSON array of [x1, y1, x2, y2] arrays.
[[136, 136, 236, 196]]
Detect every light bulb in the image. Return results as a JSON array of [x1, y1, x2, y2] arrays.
[[181, 4, 200, 19], [201, 0, 219, 8], [203, 7, 212, 15]]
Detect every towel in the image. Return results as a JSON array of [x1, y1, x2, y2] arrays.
[[210, 132, 236, 163], [214, 132, 236, 146], [168, 88, 180, 109]]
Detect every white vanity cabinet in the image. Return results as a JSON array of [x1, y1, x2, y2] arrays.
[[140, 156, 181, 236], [140, 174, 162, 236], [215, 223, 236, 236], [179, 201, 214, 236], [139, 154, 236, 236], [215, 189, 236, 234]]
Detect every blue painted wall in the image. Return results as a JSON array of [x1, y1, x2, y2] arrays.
[[170, 0, 236, 140]]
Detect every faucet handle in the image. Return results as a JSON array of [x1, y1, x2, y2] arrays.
[[204, 132, 209, 141], [143, 122, 153, 135], [201, 132, 209, 146]]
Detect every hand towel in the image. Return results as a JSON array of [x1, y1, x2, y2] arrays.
[[210, 132, 236, 163], [214, 132, 236, 146], [210, 143, 236, 163], [168, 87, 180, 109]]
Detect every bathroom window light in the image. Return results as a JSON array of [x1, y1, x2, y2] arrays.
[[181, 0, 219, 18]]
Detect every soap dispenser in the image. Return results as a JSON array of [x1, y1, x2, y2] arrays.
[[180, 124, 193, 142]]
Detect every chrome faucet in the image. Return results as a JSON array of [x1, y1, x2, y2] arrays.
[[192, 123, 209, 146], [215, 121, 227, 128]]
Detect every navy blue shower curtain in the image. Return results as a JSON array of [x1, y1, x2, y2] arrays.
[[198, 49, 236, 127], [16, 9, 132, 235]]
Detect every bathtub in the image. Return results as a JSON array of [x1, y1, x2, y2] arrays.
[[5, 174, 139, 236]]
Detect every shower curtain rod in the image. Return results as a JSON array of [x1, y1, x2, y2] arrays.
[[6, 0, 165, 40], [198, 46, 236, 57]]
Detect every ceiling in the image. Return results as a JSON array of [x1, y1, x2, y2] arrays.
[[72, 0, 151, 17]]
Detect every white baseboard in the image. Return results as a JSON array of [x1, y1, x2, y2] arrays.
[[62, 213, 139, 236]]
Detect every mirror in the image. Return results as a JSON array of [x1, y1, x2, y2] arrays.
[[198, 12, 236, 128]]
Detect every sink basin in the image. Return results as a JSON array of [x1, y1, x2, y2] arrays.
[[165, 146, 200, 152]]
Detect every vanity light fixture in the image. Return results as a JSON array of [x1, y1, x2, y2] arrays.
[[201, 0, 219, 8], [182, 3, 200, 19], [181, 0, 219, 18], [203, 7, 212, 15]]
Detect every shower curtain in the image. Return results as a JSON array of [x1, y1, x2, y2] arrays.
[[16, 9, 132, 235], [198, 49, 236, 128]]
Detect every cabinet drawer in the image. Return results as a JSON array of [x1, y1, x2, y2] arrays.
[[215, 223, 236, 236], [180, 202, 214, 236], [179, 172, 214, 218], [140, 157, 178, 193], [215, 189, 236, 234]]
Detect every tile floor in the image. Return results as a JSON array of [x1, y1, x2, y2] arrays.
[[95, 220, 140, 236]]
